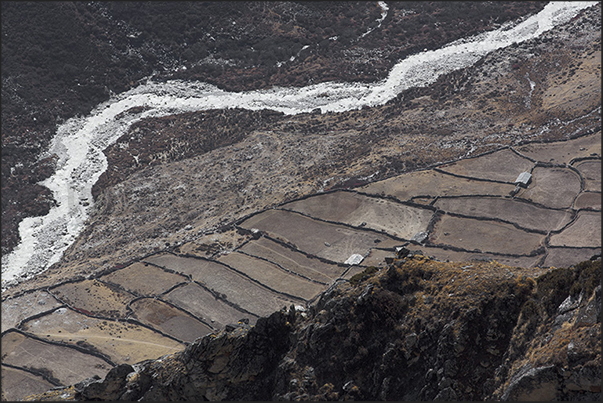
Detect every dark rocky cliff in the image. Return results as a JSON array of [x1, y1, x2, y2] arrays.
[[27, 254, 600, 401]]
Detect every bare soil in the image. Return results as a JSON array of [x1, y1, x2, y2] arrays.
[[1, 331, 111, 385], [282, 191, 434, 239], [129, 298, 213, 343], [437, 148, 534, 183], [515, 167, 583, 209]]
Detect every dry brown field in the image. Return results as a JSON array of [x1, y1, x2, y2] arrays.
[[238, 237, 343, 283], [1, 365, 55, 401], [430, 215, 546, 255], [516, 167, 582, 209], [239, 209, 395, 263], [129, 298, 213, 342], [575, 160, 601, 191], [437, 149, 534, 183], [514, 132, 601, 164], [100, 262, 187, 296], [1, 291, 62, 332], [281, 191, 434, 239], [49, 280, 135, 319], [1, 331, 112, 386], [360, 169, 516, 201], [19, 308, 184, 365], [543, 247, 602, 268], [217, 252, 327, 300], [433, 196, 574, 232], [573, 191, 601, 210], [163, 283, 257, 328], [549, 211, 602, 248], [144, 254, 299, 317]]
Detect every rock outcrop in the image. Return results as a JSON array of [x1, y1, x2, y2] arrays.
[[26, 255, 601, 401]]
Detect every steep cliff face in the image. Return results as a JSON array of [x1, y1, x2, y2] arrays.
[[27, 255, 600, 401]]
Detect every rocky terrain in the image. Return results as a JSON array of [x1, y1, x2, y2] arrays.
[[26, 256, 601, 401], [2, 1, 601, 401]]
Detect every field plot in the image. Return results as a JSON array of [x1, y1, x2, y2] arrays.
[[19, 308, 184, 365], [437, 149, 534, 183], [129, 298, 213, 343], [239, 209, 394, 263], [49, 279, 135, 318], [238, 237, 344, 283], [144, 254, 298, 317], [360, 170, 515, 201], [433, 196, 573, 232], [404, 244, 545, 268], [1, 365, 55, 402], [544, 247, 601, 269], [217, 252, 327, 300], [515, 167, 582, 209], [549, 211, 601, 248], [356, 248, 396, 268], [2, 290, 62, 332], [342, 265, 368, 280], [1, 331, 111, 386], [574, 192, 601, 210], [164, 283, 256, 328], [100, 262, 187, 296], [574, 160, 601, 192], [281, 191, 434, 240], [514, 132, 601, 164], [430, 215, 545, 255]]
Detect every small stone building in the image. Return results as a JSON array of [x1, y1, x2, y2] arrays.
[[515, 171, 532, 188]]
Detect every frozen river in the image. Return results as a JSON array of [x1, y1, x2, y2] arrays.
[[2, 1, 597, 290]]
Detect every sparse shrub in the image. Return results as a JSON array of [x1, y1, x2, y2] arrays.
[[570, 259, 601, 298], [349, 266, 379, 286]]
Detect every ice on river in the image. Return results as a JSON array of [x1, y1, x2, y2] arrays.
[[1, 1, 597, 290]]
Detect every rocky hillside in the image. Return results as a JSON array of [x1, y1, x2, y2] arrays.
[[27, 254, 600, 401]]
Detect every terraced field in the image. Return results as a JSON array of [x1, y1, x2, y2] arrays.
[[2, 132, 600, 400]]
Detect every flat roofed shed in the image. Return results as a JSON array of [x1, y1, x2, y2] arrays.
[[515, 171, 532, 187]]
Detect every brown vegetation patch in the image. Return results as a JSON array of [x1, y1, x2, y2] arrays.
[[1, 331, 111, 386], [100, 262, 187, 296], [129, 298, 213, 343], [574, 160, 601, 192], [405, 243, 546, 269], [433, 196, 573, 232], [549, 211, 601, 248], [515, 132, 601, 164], [515, 167, 582, 209], [1, 290, 62, 332], [217, 252, 326, 301], [144, 254, 297, 317], [540, 40, 601, 117], [430, 215, 545, 255], [164, 283, 255, 329], [50, 279, 135, 318], [573, 191, 601, 210], [19, 308, 184, 364], [282, 191, 434, 239], [239, 209, 394, 263], [360, 170, 515, 201], [238, 237, 344, 283], [437, 149, 534, 183], [1, 365, 55, 402]]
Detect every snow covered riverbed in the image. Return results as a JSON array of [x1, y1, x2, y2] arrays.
[[1, 1, 597, 290]]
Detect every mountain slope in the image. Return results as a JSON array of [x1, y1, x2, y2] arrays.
[[26, 256, 600, 401]]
